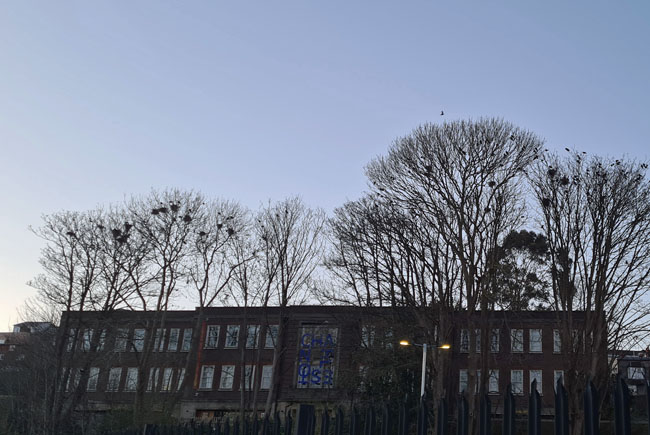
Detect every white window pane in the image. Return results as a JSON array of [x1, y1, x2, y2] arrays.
[[459, 369, 468, 393], [161, 368, 174, 391], [530, 370, 542, 395], [205, 325, 220, 348], [265, 325, 278, 349], [168, 328, 179, 352], [225, 326, 240, 348], [261, 365, 273, 390], [244, 365, 255, 390], [460, 329, 469, 353], [554, 371, 564, 391], [115, 328, 128, 352], [219, 365, 235, 389], [125, 368, 138, 391], [246, 325, 259, 349], [628, 367, 645, 380], [177, 368, 186, 391], [153, 328, 166, 352], [511, 370, 523, 395], [490, 329, 499, 353], [82, 329, 93, 352], [107, 368, 122, 392], [67, 328, 77, 352], [511, 329, 523, 353], [87, 367, 100, 392], [133, 329, 145, 352], [475, 329, 481, 353], [199, 365, 214, 389], [529, 329, 542, 353], [489, 370, 499, 393], [181, 328, 192, 352], [553, 330, 562, 353], [147, 368, 160, 392]]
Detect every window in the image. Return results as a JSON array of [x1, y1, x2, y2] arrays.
[[385, 329, 394, 349], [459, 369, 468, 393], [147, 368, 160, 392], [199, 365, 215, 389], [153, 328, 166, 352], [225, 325, 240, 348], [246, 325, 260, 349], [475, 329, 481, 353], [265, 325, 278, 348], [125, 368, 138, 391], [460, 329, 469, 353], [168, 328, 179, 352], [205, 325, 220, 348], [530, 370, 542, 395], [244, 365, 255, 390], [181, 328, 192, 352], [161, 368, 174, 392], [296, 326, 338, 389], [361, 325, 375, 348], [107, 368, 122, 392], [511, 370, 523, 395], [66, 368, 80, 392], [82, 329, 93, 352], [0, 338, 4, 344], [572, 329, 583, 352], [67, 328, 77, 351], [529, 329, 542, 353], [219, 365, 235, 390], [133, 329, 145, 352], [87, 367, 100, 392], [261, 365, 273, 390], [628, 367, 645, 380], [9, 345, 16, 352], [490, 329, 500, 353], [97, 329, 106, 351], [177, 368, 186, 391], [511, 329, 524, 353], [488, 370, 499, 394], [115, 328, 128, 352], [554, 370, 564, 391], [553, 329, 562, 353]]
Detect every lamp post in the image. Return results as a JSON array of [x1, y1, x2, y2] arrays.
[[400, 340, 451, 398]]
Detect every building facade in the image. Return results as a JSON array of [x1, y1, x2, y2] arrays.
[[58, 307, 592, 420]]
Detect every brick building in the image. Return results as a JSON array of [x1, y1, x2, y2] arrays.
[[58, 307, 592, 420]]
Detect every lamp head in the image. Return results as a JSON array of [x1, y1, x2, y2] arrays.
[[399, 340, 410, 346], [439, 344, 451, 350]]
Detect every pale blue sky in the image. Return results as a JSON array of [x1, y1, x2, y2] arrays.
[[1, 1, 649, 328]]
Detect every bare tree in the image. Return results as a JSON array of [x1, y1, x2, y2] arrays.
[[330, 119, 542, 429], [257, 197, 326, 415], [530, 152, 650, 435]]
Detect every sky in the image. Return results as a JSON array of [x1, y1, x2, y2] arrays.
[[1, 1, 649, 329]]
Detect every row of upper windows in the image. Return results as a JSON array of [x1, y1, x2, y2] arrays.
[[66, 328, 194, 353], [458, 369, 564, 396], [66, 324, 279, 353], [204, 325, 278, 350], [459, 329, 584, 354], [198, 364, 274, 391], [67, 366, 186, 393]]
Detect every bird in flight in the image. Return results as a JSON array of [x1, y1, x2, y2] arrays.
[[440, 110, 444, 116]]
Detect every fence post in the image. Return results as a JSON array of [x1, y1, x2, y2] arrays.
[[285, 413, 294, 435], [321, 409, 330, 435], [381, 405, 390, 435], [554, 376, 569, 435], [350, 407, 360, 435], [297, 404, 316, 435], [224, 418, 231, 435], [398, 399, 408, 435], [479, 394, 491, 435], [528, 379, 541, 435], [437, 398, 448, 435], [334, 408, 344, 435], [614, 375, 631, 435], [457, 393, 468, 435], [417, 398, 428, 435], [584, 379, 600, 435], [502, 384, 515, 435], [364, 407, 376, 435]]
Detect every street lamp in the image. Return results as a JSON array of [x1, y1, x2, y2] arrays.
[[399, 340, 451, 398]]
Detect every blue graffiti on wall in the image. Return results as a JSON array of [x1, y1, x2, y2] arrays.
[[297, 330, 336, 387]]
